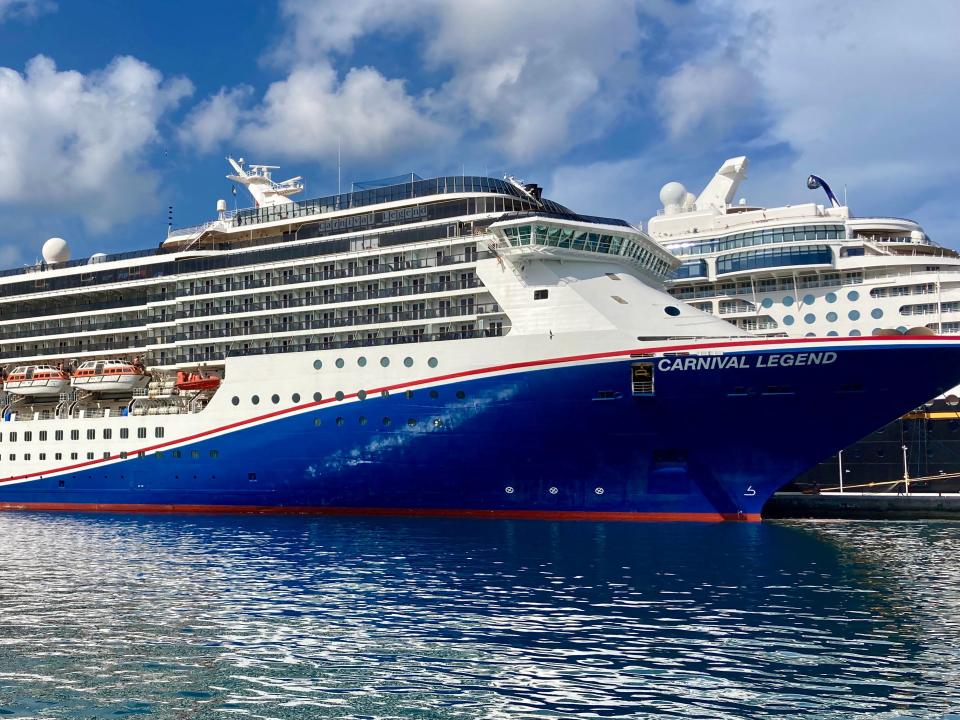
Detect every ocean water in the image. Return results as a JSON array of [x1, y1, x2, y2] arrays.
[[0, 515, 959, 719]]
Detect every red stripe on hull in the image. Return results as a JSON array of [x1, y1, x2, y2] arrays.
[[0, 502, 762, 523], [0, 334, 954, 486]]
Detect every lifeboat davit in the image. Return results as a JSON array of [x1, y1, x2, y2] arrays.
[[175, 371, 221, 392], [3, 365, 71, 396], [71, 359, 149, 393]]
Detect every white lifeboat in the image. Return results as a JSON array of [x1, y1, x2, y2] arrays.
[[3, 365, 71, 396], [71, 359, 150, 393]]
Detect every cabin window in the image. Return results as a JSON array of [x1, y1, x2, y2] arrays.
[[155, 427, 164, 438], [39, 453, 46, 460], [55, 453, 62, 460], [120, 428, 129, 439], [87, 430, 95, 440], [23, 454, 30, 461], [55, 430, 63, 441], [39, 431, 47, 441], [534, 289, 548, 300], [103, 452, 110, 459], [104, 429, 112, 440], [70, 452, 78, 460], [70, 430, 79, 441], [209, 450, 219, 458], [24, 432, 31, 441], [137, 428, 147, 439], [9, 433, 16, 442], [120, 452, 128, 459], [8, 454, 13, 461]]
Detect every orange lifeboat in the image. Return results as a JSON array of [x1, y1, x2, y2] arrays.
[[71, 359, 149, 393], [3, 364, 71, 396], [175, 371, 221, 392]]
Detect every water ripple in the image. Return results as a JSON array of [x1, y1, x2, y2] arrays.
[[0, 515, 959, 718]]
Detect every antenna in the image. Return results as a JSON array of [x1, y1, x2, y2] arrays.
[[167, 205, 173, 235], [338, 136, 342, 195]]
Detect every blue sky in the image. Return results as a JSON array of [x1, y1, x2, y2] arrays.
[[0, 0, 958, 266]]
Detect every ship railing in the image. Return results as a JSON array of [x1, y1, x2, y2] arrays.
[[175, 304, 501, 342], [179, 278, 485, 319], [176, 251, 490, 297]]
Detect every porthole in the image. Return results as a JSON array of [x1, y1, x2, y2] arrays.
[[231, 396, 239, 406], [313, 392, 322, 402], [382, 417, 391, 426], [358, 416, 367, 426], [804, 332, 815, 338], [429, 390, 439, 399], [407, 418, 416, 427], [251, 395, 260, 405], [380, 357, 390, 367], [664, 305, 681, 317], [313, 359, 322, 370], [403, 357, 414, 367], [804, 313, 816, 324], [191, 450, 200, 459], [827, 330, 839, 337], [335, 391, 345, 401], [897, 326, 907, 333], [336, 417, 344, 426], [549, 486, 558, 495], [358, 356, 367, 367], [847, 290, 860, 301], [357, 390, 367, 400], [271, 394, 280, 404], [594, 487, 605, 495], [848, 310, 860, 321], [405, 390, 414, 399], [335, 358, 344, 369], [871, 308, 884, 319], [849, 329, 862, 336], [826, 311, 838, 322], [505, 486, 514, 494], [825, 292, 838, 303], [783, 315, 795, 326], [428, 357, 438, 368], [456, 390, 465, 399], [761, 298, 773, 309], [314, 418, 322, 427], [292, 393, 301, 403], [782, 296, 795, 307], [803, 294, 815, 305]]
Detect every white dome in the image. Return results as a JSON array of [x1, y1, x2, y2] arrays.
[[659, 182, 687, 208], [42, 237, 70, 264]]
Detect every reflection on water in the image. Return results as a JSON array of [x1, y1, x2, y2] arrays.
[[0, 514, 959, 718]]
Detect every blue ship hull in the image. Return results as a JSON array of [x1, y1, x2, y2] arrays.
[[1, 341, 959, 521]]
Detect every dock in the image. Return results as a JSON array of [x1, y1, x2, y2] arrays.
[[764, 491, 960, 520]]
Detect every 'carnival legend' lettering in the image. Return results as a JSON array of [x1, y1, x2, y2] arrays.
[[657, 351, 837, 372]]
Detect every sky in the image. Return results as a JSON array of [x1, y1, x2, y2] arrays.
[[0, 0, 958, 267]]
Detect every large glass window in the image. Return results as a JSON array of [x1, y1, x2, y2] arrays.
[[716, 245, 832, 275], [672, 225, 845, 257]]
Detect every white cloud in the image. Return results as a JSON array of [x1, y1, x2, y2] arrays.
[[657, 61, 762, 141], [0, 0, 54, 21], [183, 0, 652, 166], [0, 55, 192, 234], [652, 0, 960, 240], [181, 63, 452, 167]]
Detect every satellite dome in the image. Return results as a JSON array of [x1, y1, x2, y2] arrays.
[[659, 182, 687, 208], [41, 237, 70, 264]]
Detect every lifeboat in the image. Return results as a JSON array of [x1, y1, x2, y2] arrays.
[[71, 359, 149, 393], [175, 371, 221, 392], [3, 365, 71, 396]]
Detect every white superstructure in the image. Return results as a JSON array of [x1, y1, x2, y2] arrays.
[[649, 157, 960, 338]]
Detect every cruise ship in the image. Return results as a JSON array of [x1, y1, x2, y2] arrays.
[[0, 157, 959, 520], [650, 157, 960, 490]]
